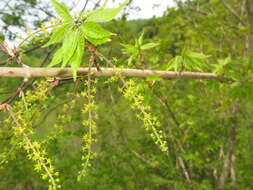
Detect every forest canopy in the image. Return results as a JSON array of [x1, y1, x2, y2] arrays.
[[0, 0, 253, 190]]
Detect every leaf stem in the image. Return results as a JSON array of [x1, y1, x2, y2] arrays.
[[76, 0, 89, 23]]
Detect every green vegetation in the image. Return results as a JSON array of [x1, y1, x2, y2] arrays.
[[0, 0, 253, 189]]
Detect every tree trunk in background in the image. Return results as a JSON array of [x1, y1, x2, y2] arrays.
[[230, 154, 237, 190], [217, 122, 237, 190], [217, 103, 238, 190], [246, 0, 253, 56]]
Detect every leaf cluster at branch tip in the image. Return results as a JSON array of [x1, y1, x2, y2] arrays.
[[44, 0, 129, 80]]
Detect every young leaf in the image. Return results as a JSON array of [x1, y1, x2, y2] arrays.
[[213, 57, 231, 74], [127, 55, 135, 65], [184, 55, 203, 71], [219, 57, 231, 66], [81, 22, 114, 40], [51, 0, 74, 24], [121, 44, 136, 54], [121, 32, 159, 66], [85, 36, 111, 46], [186, 51, 209, 59], [47, 47, 64, 68], [141, 43, 159, 50], [184, 50, 210, 71], [167, 56, 182, 71], [86, 0, 129, 23], [61, 29, 79, 68], [43, 24, 70, 48], [70, 33, 85, 80], [138, 32, 144, 46]]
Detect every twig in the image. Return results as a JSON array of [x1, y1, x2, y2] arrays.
[[17, 23, 60, 49], [76, 0, 89, 23], [220, 0, 245, 25], [1, 51, 52, 104], [93, 0, 102, 10]]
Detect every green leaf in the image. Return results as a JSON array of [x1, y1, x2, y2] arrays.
[[43, 24, 69, 48], [184, 56, 203, 71], [121, 44, 136, 54], [167, 56, 182, 71], [219, 57, 231, 66], [70, 33, 85, 80], [121, 32, 159, 66], [85, 36, 111, 46], [47, 46, 64, 68], [86, 0, 129, 23], [141, 43, 159, 50], [81, 22, 114, 40], [0, 33, 4, 42], [127, 55, 135, 65], [51, 0, 74, 24], [138, 32, 144, 46], [183, 50, 210, 71], [186, 51, 209, 59], [213, 57, 231, 74], [61, 29, 80, 68]]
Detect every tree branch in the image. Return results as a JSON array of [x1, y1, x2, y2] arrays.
[[220, 0, 245, 25], [0, 67, 232, 82]]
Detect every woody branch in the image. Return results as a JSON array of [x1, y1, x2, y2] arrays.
[[0, 67, 232, 82]]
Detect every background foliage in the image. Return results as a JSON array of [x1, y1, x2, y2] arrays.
[[1, 0, 253, 189]]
